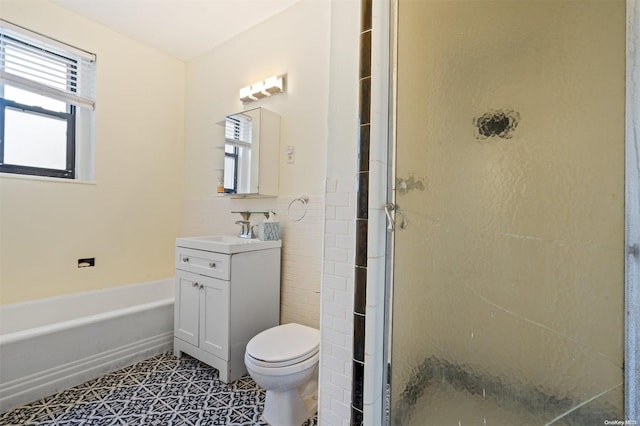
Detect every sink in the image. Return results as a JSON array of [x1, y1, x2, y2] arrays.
[[176, 235, 282, 254]]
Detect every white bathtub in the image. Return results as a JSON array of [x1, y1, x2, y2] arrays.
[[0, 279, 174, 412]]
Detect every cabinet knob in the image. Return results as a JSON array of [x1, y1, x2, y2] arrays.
[[182, 257, 190, 263], [209, 262, 216, 268], [192, 282, 198, 288], [199, 284, 204, 290]]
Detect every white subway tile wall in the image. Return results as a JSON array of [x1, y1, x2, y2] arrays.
[[319, 176, 356, 426]]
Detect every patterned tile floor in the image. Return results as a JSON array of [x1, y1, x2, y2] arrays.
[[0, 352, 318, 426]]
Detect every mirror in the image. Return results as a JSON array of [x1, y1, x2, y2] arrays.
[[224, 109, 259, 194], [222, 107, 279, 196]]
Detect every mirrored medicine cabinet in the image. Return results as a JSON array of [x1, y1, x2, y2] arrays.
[[220, 107, 280, 197]]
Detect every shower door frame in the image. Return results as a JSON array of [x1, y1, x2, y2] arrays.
[[377, 0, 640, 422]]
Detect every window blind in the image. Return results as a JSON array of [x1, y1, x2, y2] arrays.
[[225, 114, 253, 148], [0, 19, 96, 110]]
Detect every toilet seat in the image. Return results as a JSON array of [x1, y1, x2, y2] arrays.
[[245, 351, 319, 376], [246, 349, 317, 368], [246, 323, 319, 368]]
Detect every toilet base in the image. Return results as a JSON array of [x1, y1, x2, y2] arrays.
[[262, 371, 317, 426], [262, 388, 311, 426]]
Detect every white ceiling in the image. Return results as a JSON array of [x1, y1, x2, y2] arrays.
[[52, 0, 302, 61]]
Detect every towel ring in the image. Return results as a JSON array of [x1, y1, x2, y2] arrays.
[[287, 195, 309, 221]]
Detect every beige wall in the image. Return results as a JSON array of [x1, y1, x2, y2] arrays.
[[184, 0, 330, 199], [0, 1, 185, 304], [0, 0, 342, 332], [326, 0, 358, 179], [392, 0, 625, 413]]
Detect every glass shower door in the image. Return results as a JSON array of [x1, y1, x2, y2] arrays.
[[388, 1, 626, 424]]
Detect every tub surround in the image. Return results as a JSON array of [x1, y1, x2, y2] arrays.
[[0, 279, 174, 412]]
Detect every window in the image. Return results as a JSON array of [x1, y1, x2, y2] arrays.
[[224, 144, 239, 193], [0, 20, 96, 179], [223, 114, 252, 194]]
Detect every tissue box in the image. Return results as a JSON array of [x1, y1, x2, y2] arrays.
[[258, 222, 280, 241]]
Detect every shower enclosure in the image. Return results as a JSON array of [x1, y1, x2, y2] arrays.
[[384, 0, 631, 424]]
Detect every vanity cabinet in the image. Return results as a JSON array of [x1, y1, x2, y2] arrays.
[[173, 239, 281, 383], [174, 272, 229, 359]]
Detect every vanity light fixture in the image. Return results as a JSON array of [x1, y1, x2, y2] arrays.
[[251, 81, 268, 99], [239, 86, 257, 103], [263, 75, 284, 95], [240, 75, 285, 103]]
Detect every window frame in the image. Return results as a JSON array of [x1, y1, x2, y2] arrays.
[[0, 20, 96, 181], [224, 145, 239, 194], [0, 97, 76, 179]]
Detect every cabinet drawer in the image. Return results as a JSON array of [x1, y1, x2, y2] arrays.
[[176, 247, 230, 280]]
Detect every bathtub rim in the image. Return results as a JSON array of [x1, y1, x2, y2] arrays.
[[0, 298, 173, 346], [0, 278, 174, 335]]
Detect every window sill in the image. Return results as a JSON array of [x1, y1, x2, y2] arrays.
[[0, 172, 96, 185]]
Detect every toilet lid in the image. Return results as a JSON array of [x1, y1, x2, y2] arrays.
[[246, 323, 319, 366]]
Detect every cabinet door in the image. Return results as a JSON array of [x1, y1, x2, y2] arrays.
[[174, 271, 201, 346], [199, 276, 230, 360]]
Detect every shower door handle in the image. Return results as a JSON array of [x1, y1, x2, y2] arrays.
[[385, 203, 407, 232], [384, 203, 396, 231]]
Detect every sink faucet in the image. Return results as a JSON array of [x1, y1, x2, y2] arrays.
[[235, 220, 253, 239]]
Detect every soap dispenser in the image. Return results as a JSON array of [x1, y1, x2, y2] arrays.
[[258, 211, 280, 241]]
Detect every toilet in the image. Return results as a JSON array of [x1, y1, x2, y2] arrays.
[[244, 323, 320, 426]]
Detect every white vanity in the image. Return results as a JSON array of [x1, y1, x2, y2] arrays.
[[173, 236, 281, 382]]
